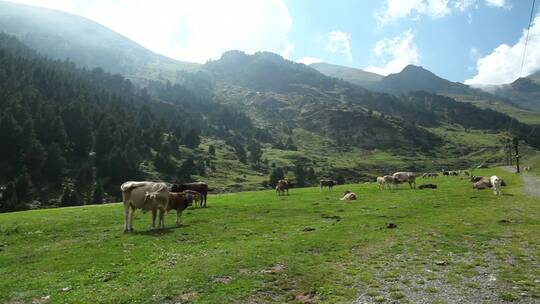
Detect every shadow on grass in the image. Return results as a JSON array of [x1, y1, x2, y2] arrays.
[[128, 225, 190, 236]]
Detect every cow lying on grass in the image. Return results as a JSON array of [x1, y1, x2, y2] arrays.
[[472, 176, 504, 195], [418, 184, 437, 189], [340, 190, 357, 200], [121, 181, 169, 232]]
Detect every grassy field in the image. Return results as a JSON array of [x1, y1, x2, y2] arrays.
[[1, 169, 539, 304]]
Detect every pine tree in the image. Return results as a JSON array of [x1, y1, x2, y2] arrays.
[[208, 145, 216, 156], [247, 141, 263, 166], [294, 163, 306, 187], [60, 185, 71, 207], [92, 180, 105, 204], [184, 129, 201, 149], [44, 143, 66, 183], [269, 167, 285, 187]]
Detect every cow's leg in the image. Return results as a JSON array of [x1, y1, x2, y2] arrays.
[[123, 205, 129, 232], [159, 208, 165, 229], [128, 206, 134, 231], [176, 210, 183, 226], [151, 209, 157, 229], [204, 192, 207, 207]]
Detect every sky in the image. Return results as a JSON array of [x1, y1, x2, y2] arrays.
[[7, 0, 540, 85]]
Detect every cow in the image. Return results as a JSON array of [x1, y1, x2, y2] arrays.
[[473, 177, 491, 190], [490, 175, 502, 196], [377, 176, 385, 190], [167, 192, 194, 226], [171, 182, 209, 207], [392, 172, 416, 189], [120, 181, 169, 232], [340, 190, 357, 200], [276, 179, 289, 196], [524, 166, 532, 172], [320, 179, 337, 191], [182, 189, 201, 207], [418, 183, 437, 189]]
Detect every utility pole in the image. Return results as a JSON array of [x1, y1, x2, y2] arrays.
[[513, 138, 520, 173]]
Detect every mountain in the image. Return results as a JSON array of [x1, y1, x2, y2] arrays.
[[0, 1, 199, 84], [198, 51, 539, 148], [528, 70, 540, 84], [309, 62, 383, 87], [367, 65, 483, 96], [490, 77, 540, 111]]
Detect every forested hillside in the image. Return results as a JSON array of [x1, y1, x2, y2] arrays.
[[0, 34, 263, 212]]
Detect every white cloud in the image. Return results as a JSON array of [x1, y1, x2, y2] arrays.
[[10, 0, 294, 63], [297, 56, 324, 65], [376, 0, 510, 24], [465, 14, 540, 85], [326, 31, 352, 61], [375, 0, 451, 24], [454, 0, 478, 12], [365, 30, 420, 76], [485, 0, 511, 9]]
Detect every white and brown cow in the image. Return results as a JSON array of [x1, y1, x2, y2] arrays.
[[121, 181, 169, 232]]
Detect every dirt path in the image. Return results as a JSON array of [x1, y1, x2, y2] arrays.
[[501, 166, 540, 197]]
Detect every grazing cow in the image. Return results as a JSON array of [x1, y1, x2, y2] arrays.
[[171, 182, 209, 207], [276, 179, 289, 196], [377, 176, 385, 190], [381, 175, 396, 190], [524, 166, 531, 172], [320, 179, 337, 191], [422, 173, 439, 178], [167, 192, 194, 226], [340, 190, 357, 200], [120, 181, 169, 232], [392, 172, 416, 189], [490, 175, 502, 196], [442, 171, 450, 176], [464, 171, 470, 176], [418, 183, 437, 189]]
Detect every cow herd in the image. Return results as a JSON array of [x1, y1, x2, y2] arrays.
[[120, 169, 506, 232]]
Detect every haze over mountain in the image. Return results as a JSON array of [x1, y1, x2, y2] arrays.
[[309, 62, 383, 87], [0, 1, 199, 84]]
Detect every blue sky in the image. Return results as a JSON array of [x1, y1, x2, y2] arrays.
[[10, 0, 540, 84]]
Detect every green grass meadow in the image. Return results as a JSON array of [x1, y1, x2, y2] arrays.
[[1, 169, 539, 303]]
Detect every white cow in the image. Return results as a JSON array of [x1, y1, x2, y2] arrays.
[[120, 181, 169, 232], [490, 175, 502, 196], [392, 172, 416, 189]]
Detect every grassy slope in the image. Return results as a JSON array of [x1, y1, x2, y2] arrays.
[[445, 94, 540, 125], [1, 169, 539, 303]]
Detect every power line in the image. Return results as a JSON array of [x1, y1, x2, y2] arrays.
[[520, 0, 536, 78]]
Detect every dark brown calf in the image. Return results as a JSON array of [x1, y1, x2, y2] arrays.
[[171, 182, 209, 207], [167, 192, 194, 226]]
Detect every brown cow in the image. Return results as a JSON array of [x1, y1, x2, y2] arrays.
[[171, 182, 209, 207], [167, 192, 194, 226], [320, 179, 337, 191], [276, 179, 289, 196]]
